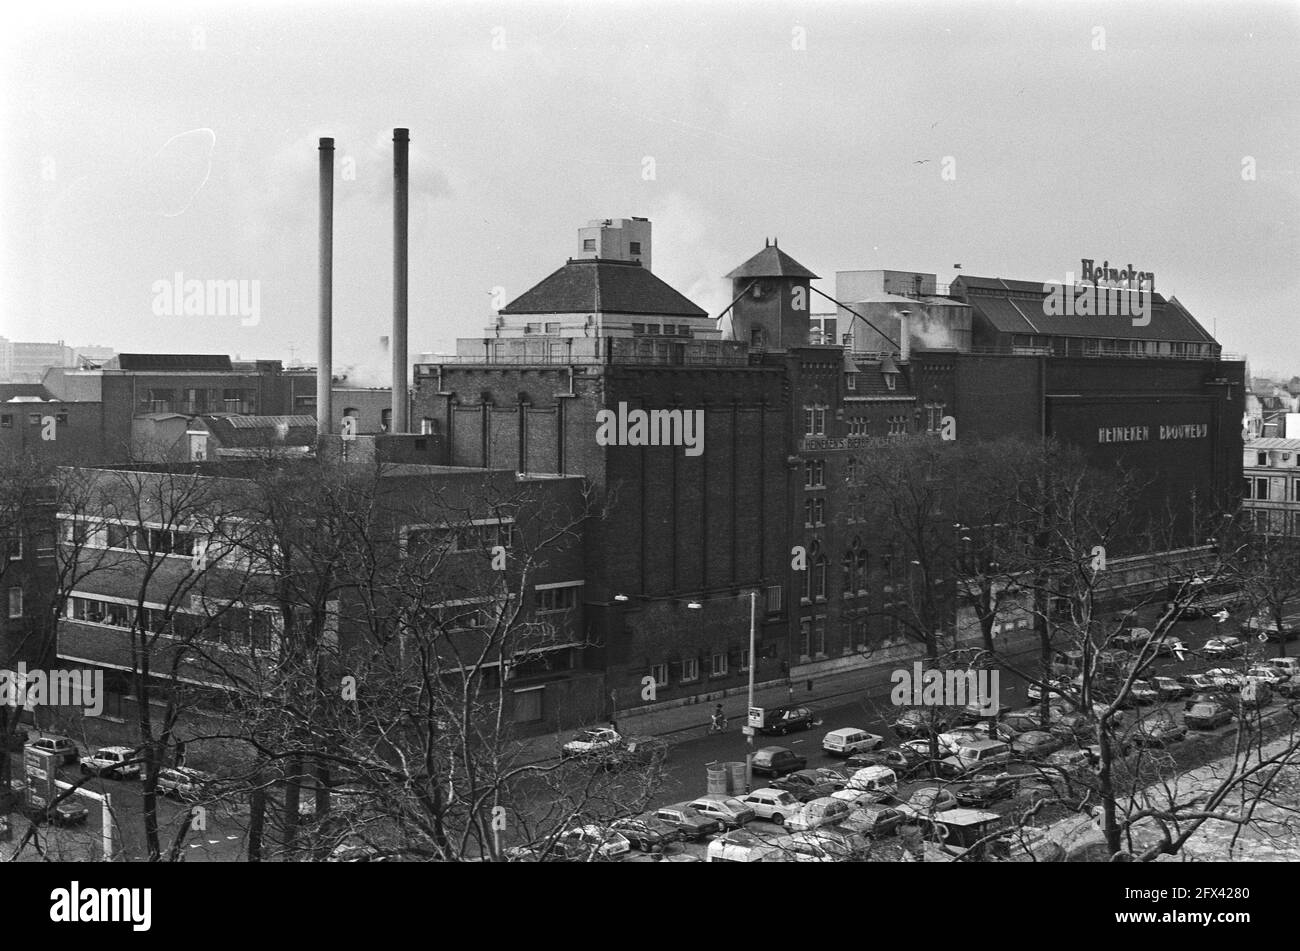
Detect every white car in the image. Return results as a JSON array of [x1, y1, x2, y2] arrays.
[[902, 735, 962, 759], [706, 828, 785, 862], [1203, 637, 1244, 658], [1205, 668, 1245, 689], [81, 746, 140, 779], [560, 728, 622, 759], [555, 825, 631, 861], [739, 788, 804, 825], [1027, 679, 1069, 703], [822, 728, 884, 756], [831, 787, 891, 809], [783, 796, 851, 832], [1246, 666, 1287, 686], [155, 766, 216, 799], [775, 829, 861, 862], [687, 796, 755, 829]]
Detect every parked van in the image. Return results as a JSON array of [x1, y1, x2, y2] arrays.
[[822, 728, 884, 757], [940, 739, 1011, 777], [845, 766, 899, 798], [784, 796, 851, 832]]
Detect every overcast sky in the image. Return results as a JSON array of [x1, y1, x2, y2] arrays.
[[3, 0, 1298, 382]]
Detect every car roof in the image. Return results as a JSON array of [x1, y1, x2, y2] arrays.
[[757, 745, 792, 754], [826, 727, 864, 737]]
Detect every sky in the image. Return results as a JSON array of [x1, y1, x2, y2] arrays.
[[2, 0, 1298, 383]]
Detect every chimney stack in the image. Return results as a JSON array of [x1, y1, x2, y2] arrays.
[[317, 137, 334, 436], [898, 309, 911, 362], [391, 128, 410, 434]]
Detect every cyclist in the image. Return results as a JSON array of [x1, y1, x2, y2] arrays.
[[709, 704, 727, 733]]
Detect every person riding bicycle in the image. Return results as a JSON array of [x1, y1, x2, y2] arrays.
[[710, 705, 727, 732]]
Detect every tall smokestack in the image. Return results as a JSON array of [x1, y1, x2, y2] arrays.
[[318, 137, 334, 436], [898, 309, 911, 362], [391, 128, 410, 434]]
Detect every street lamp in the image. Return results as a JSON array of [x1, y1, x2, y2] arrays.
[[683, 590, 760, 792]]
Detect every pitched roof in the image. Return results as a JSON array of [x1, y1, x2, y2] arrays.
[[952, 276, 1216, 343], [725, 242, 819, 280], [0, 384, 55, 402], [500, 258, 706, 318], [199, 414, 317, 447], [110, 354, 234, 371], [1247, 437, 1300, 452]]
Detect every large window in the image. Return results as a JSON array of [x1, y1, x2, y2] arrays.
[[649, 663, 669, 688], [804, 459, 825, 488], [803, 405, 827, 436], [535, 584, 580, 613], [7, 587, 22, 619], [680, 657, 700, 683]]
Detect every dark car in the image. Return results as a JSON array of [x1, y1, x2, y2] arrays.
[[1184, 702, 1233, 731], [954, 772, 1020, 807], [892, 709, 943, 739], [845, 745, 929, 777], [1184, 690, 1229, 711], [23, 795, 89, 827], [1151, 676, 1190, 702], [1128, 715, 1188, 748], [1011, 730, 1064, 760], [652, 804, 722, 840], [751, 746, 807, 777], [770, 769, 841, 803], [839, 802, 908, 838], [611, 815, 683, 852], [758, 705, 818, 736]]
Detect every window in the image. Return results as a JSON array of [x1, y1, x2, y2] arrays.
[[55, 412, 69, 425], [583, 238, 596, 251], [1258, 452, 1268, 465], [1243, 478, 1253, 499], [28, 413, 41, 425], [804, 460, 825, 488], [803, 405, 827, 436], [629, 241, 642, 255], [845, 373, 857, 391], [848, 417, 867, 436], [680, 657, 700, 683], [1293, 479, 1300, 502], [535, 584, 579, 613], [544, 322, 560, 333], [649, 663, 668, 688], [814, 620, 826, 656], [421, 417, 435, 435], [765, 585, 783, 614], [631, 323, 646, 335], [813, 554, 828, 600], [884, 373, 897, 391], [888, 415, 906, 435], [925, 404, 944, 433], [799, 619, 811, 658], [1256, 477, 1269, 501], [5, 533, 20, 560], [0, 415, 10, 427], [381, 408, 393, 433], [107, 523, 140, 550], [739, 649, 750, 671], [7, 587, 22, 619], [803, 497, 824, 527], [710, 652, 728, 677]]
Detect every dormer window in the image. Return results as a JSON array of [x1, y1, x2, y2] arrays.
[[846, 373, 857, 391], [884, 372, 897, 391]]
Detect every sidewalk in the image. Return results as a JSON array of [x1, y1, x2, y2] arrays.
[[513, 628, 1044, 765]]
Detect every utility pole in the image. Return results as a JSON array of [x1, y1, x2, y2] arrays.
[[745, 588, 757, 793]]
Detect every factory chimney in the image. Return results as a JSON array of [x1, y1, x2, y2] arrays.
[[391, 128, 410, 434], [317, 137, 334, 436]]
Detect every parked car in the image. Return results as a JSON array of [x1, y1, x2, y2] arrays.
[[1152, 676, 1190, 701], [554, 825, 632, 862], [750, 746, 807, 777], [1246, 666, 1288, 686], [843, 765, 899, 799], [1153, 636, 1189, 658], [602, 735, 669, 770], [902, 735, 962, 759], [1127, 680, 1159, 705], [757, 705, 817, 736], [1206, 668, 1246, 689], [1010, 731, 1063, 760], [1203, 637, 1244, 658], [1128, 714, 1188, 748], [839, 802, 908, 838], [706, 828, 785, 863], [891, 708, 943, 738], [1184, 690, 1227, 711], [954, 772, 1019, 807], [775, 829, 861, 862], [942, 723, 1018, 746], [844, 745, 929, 777], [1265, 657, 1300, 679], [784, 796, 851, 832], [939, 739, 1013, 776], [155, 765, 216, 800], [560, 728, 623, 760], [81, 746, 140, 780], [1178, 673, 1218, 693], [822, 728, 884, 756], [687, 796, 755, 829], [1112, 627, 1153, 651], [1027, 679, 1070, 703], [898, 786, 959, 819], [1046, 747, 1096, 770], [23, 795, 89, 827], [1184, 702, 1234, 730], [24, 735, 80, 766], [327, 837, 385, 863], [739, 788, 805, 826], [770, 769, 840, 803], [651, 804, 722, 840], [610, 815, 682, 852]]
